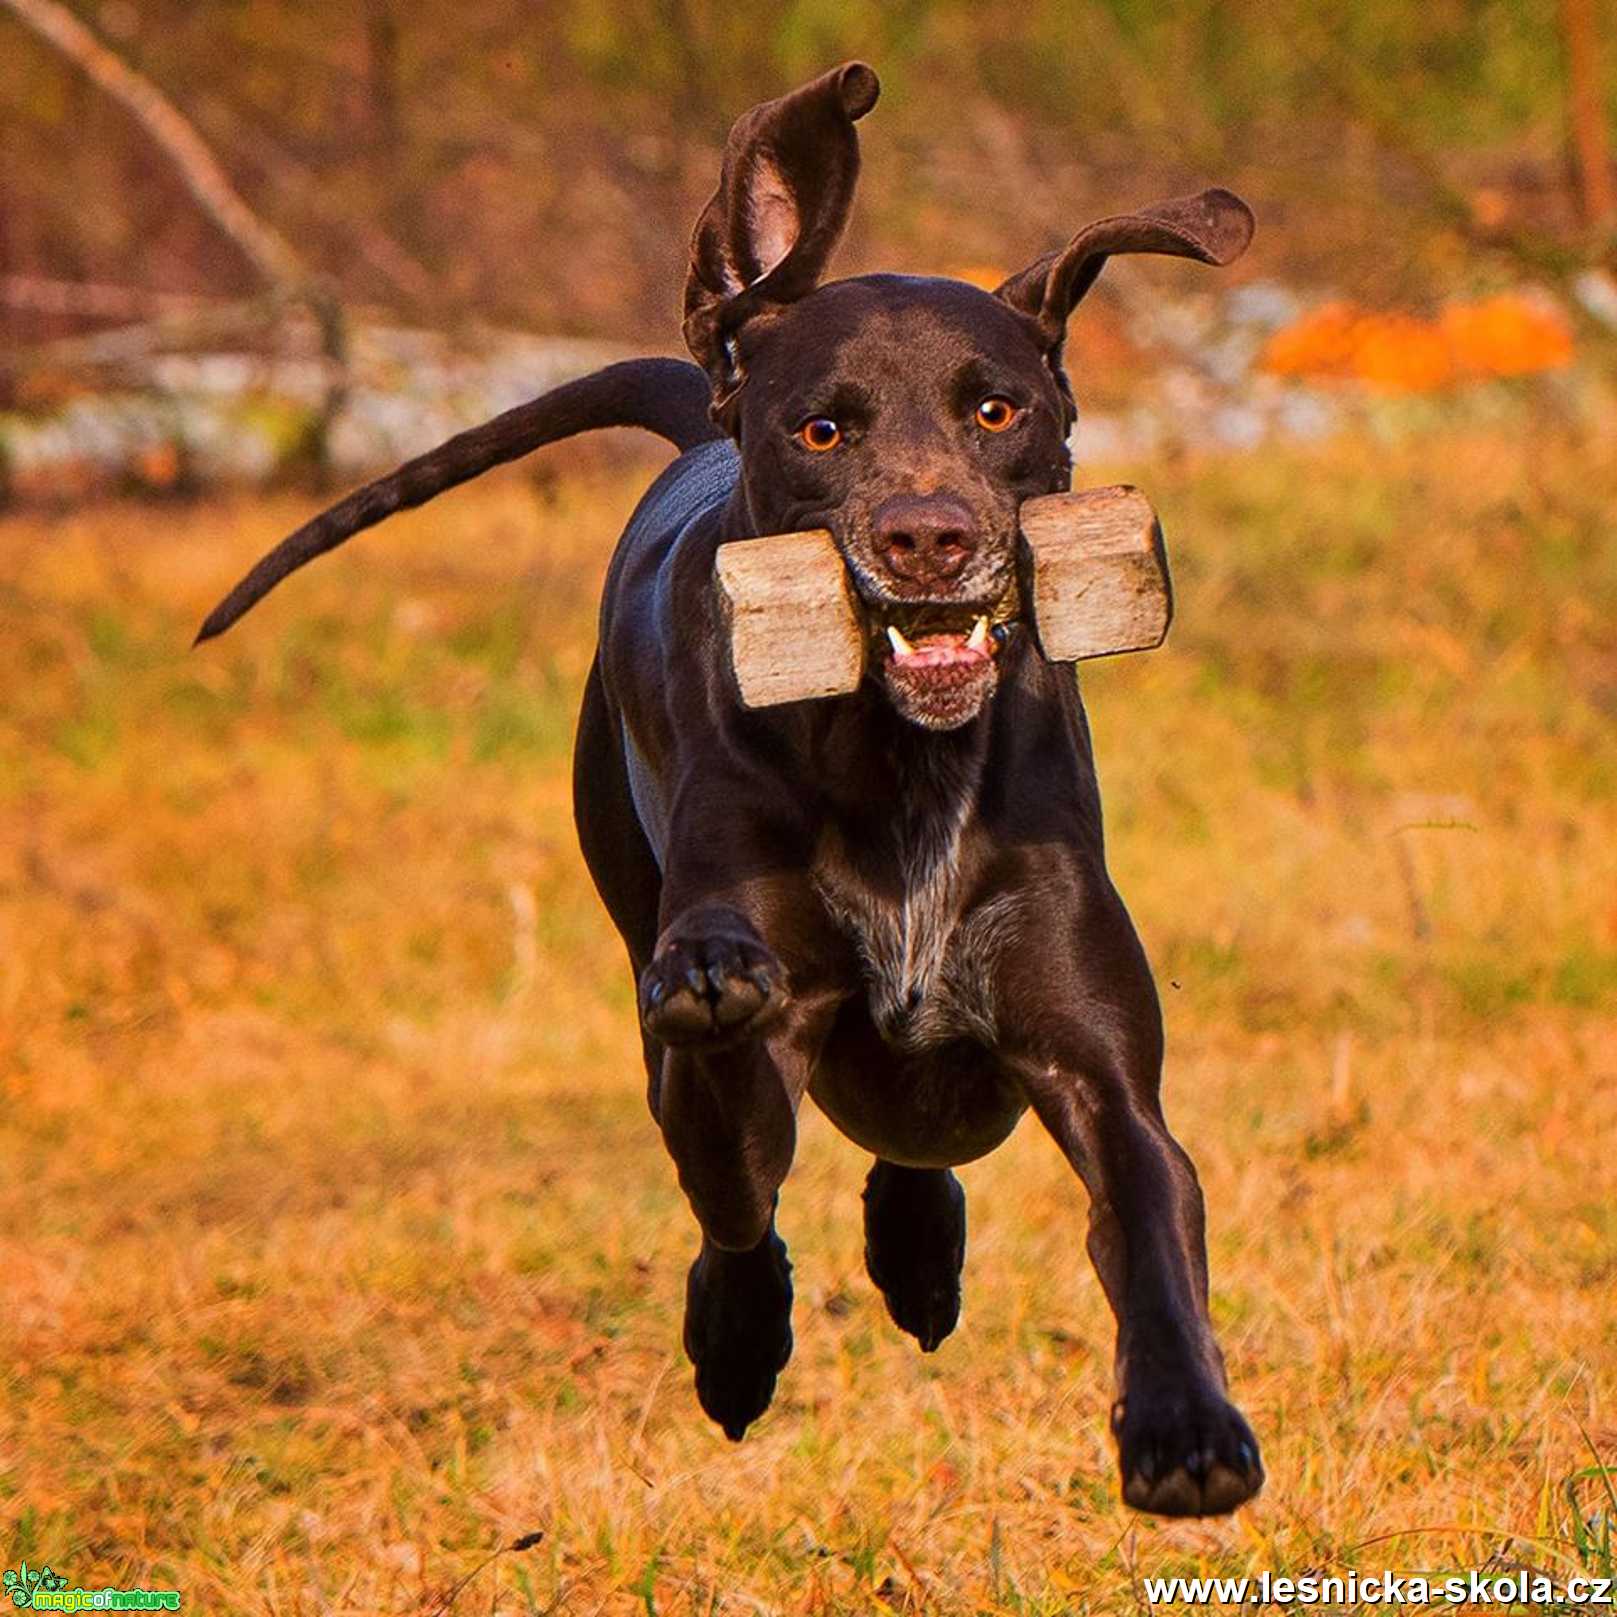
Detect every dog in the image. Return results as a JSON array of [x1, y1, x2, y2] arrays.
[[197, 61, 1262, 1519]]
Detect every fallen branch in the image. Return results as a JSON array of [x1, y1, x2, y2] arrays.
[[0, 275, 227, 322], [5, 296, 284, 379]]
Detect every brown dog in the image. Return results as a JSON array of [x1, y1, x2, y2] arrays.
[[199, 61, 1262, 1518]]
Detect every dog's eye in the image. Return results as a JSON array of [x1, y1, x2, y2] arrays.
[[796, 417, 842, 452], [974, 396, 1019, 432]]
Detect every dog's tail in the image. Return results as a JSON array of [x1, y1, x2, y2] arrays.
[[194, 356, 721, 644]]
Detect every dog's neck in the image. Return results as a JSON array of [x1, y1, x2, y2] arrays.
[[805, 685, 1007, 1049], [806, 686, 993, 870]]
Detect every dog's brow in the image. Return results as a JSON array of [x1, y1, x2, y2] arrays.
[[780, 378, 872, 421], [949, 358, 1026, 409]]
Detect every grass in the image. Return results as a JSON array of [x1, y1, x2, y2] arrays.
[[1, 415, 1615, 1613]]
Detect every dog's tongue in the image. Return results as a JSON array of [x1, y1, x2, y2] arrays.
[[890, 631, 990, 670]]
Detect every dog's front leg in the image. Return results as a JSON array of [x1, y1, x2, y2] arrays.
[[639, 788, 835, 1437], [654, 945, 821, 1440], [641, 837, 817, 1248], [1003, 882, 1264, 1518], [640, 899, 788, 1048]]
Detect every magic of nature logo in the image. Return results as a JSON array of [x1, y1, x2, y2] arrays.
[[3, 1564, 181, 1611]]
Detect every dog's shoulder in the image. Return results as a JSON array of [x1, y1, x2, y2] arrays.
[[600, 437, 738, 665], [620, 439, 737, 556]]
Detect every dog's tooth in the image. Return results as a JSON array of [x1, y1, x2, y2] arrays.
[[887, 625, 915, 658], [967, 615, 989, 652]]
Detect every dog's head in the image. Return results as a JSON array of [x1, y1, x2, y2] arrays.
[[685, 63, 1252, 730]]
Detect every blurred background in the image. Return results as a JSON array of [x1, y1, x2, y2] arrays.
[[2, 5, 1616, 1614], [3, 0, 1617, 489]]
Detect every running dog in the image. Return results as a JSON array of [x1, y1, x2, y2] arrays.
[[198, 61, 1262, 1517]]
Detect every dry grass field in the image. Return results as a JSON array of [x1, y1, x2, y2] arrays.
[[2, 417, 1616, 1613]]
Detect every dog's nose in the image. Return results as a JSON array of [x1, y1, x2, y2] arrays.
[[873, 494, 978, 586]]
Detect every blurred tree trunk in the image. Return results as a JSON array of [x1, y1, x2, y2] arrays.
[[0, 0, 349, 484], [1560, 0, 1615, 233], [362, 0, 428, 298], [0, 0, 305, 286], [367, 0, 402, 158]]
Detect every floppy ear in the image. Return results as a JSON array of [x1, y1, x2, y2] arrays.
[[683, 61, 880, 405], [996, 188, 1255, 352]]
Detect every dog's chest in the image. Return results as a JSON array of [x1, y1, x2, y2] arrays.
[[814, 801, 1010, 1051]]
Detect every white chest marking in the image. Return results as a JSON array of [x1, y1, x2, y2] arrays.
[[817, 800, 1016, 1051]]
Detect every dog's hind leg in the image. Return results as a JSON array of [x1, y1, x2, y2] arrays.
[[661, 1035, 809, 1439], [683, 1220, 794, 1441], [573, 659, 660, 963], [572, 657, 668, 1098], [863, 1161, 966, 1352]]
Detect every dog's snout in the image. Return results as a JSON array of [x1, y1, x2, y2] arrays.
[[873, 494, 978, 586]]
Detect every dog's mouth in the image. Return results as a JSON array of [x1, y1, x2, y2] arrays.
[[885, 614, 994, 670], [860, 595, 1020, 729], [865, 592, 1019, 664]]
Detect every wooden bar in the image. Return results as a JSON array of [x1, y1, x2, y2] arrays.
[[1019, 485, 1172, 663], [715, 485, 1173, 708], [714, 529, 866, 707]]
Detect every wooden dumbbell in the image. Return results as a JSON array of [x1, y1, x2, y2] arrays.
[[714, 485, 1172, 709]]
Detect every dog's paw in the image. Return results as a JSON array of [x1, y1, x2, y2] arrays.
[[1113, 1381, 1264, 1518], [684, 1233, 794, 1441], [640, 930, 785, 1045], [863, 1164, 966, 1353]]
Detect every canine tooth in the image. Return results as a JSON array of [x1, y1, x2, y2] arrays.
[[887, 625, 915, 658], [967, 615, 989, 652]]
